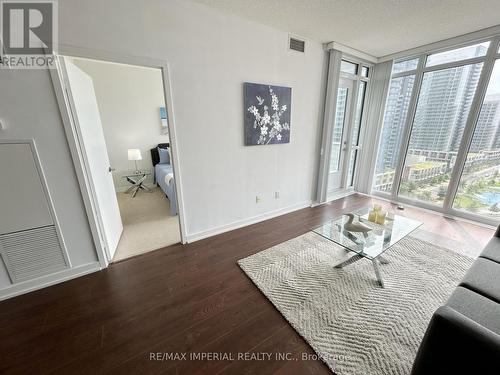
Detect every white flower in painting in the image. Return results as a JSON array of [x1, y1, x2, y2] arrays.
[[262, 112, 271, 125], [247, 85, 289, 145], [247, 105, 261, 120], [271, 91, 279, 111]]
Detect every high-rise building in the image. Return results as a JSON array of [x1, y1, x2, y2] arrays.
[[409, 62, 482, 152], [376, 44, 488, 174], [470, 94, 500, 152], [375, 76, 414, 173]]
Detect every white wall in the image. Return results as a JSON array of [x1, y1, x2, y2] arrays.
[[72, 59, 168, 191], [0, 69, 100, 291], [1, 0, 327, 296], [58, 0, 328, 239]]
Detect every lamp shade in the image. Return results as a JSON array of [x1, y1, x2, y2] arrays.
[[127, 149, 142, 161]]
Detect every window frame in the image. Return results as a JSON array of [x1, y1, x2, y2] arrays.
[[371, 35, 500, 226]]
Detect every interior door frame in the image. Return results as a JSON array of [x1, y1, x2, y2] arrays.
[[49, 45, 188, 268]]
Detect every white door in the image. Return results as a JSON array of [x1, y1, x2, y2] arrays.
[[327, 78, 354, 193], [62, 58, 123, 260]]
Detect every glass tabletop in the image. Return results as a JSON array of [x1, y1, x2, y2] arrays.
[[312, 208, 422, 260], [122, 171, 151, 178]]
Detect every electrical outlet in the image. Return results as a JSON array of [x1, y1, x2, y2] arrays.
[[274, 191, 280, 199], [256, 195, 261, 203]]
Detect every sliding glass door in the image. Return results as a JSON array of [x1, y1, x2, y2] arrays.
[[373, 39, 500, 224]]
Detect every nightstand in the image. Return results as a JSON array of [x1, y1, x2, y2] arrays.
[[122, 171, 152, 197]]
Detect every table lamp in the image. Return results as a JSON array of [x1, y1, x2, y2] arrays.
[[128, 148, 142, 173]]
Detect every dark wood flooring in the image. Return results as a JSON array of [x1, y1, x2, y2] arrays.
[[0, 194, 494, 374]]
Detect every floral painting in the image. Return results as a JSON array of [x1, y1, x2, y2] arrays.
[[244, 83, 291, 145]]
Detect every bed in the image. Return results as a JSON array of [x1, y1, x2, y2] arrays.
[[151, 143, 178, 216]]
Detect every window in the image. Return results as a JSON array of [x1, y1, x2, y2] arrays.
[[454, 60, 500, 217], [399, 63, 483, 204], [373, 75, 415, 192], [340, 60, 358, 75], [361, 66, 369, 78], [392, 58, 419, 74], [373, 36, 500, 223], [426, 42, 490, 67]]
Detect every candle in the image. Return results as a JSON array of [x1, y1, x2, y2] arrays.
[[376, 210, 387, 225], [368, 209, 377, 223]]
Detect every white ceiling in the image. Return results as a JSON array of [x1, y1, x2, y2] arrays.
[[191, 0, 500, 57]]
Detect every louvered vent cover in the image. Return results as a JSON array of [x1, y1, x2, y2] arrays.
[[289, 37, 305, 52], [0, 226, 67, 283]]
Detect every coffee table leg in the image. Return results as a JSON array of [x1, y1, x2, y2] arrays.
[[378, 256, 389, 264], [372, 259, 385, 288], [334, 254, 364, 268]]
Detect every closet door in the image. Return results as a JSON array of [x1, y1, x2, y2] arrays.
[[0, 142, 68, 283], [0, 143, 53, 233]]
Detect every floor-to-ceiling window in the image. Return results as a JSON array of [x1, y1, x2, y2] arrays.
[[454, 59, 500, 217], [373, 38, 500, 225], [399, 61, 484, 203]]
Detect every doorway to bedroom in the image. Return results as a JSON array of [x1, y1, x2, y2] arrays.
[[56, 56, 182, 262]]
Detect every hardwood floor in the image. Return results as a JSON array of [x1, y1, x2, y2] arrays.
[[0, 194, 494, 374]]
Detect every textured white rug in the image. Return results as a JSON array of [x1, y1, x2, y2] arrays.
[[238, 232, 474, 374]]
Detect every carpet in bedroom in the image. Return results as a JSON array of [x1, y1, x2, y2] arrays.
[[113, 186, 181, 261]]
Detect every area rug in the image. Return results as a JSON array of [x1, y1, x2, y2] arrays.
[[237, 232, 474, 374]]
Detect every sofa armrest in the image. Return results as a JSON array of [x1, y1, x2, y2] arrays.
[[411, 306, 500, 375]]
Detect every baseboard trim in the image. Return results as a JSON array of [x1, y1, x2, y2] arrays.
[[186, 201, 313, 243], [0, 262, 101, 301]]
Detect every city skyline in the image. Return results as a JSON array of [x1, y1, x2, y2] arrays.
[[376, 51, 500, 178]]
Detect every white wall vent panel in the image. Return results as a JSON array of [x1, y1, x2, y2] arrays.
[[0, 225, 68, 283]]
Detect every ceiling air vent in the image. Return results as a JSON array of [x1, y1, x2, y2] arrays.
[[289, 37, 305, 53]]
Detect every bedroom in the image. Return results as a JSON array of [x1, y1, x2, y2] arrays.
[[62, 56, 181, 262]]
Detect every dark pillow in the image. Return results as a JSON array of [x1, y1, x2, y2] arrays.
[[158, 147, 170, 164]]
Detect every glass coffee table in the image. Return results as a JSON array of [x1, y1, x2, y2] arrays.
[[312, 209, 421, 288]]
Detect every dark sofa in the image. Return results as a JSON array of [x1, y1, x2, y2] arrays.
[[411, 224, 500, 375]]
